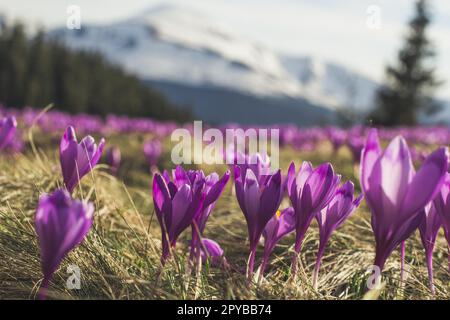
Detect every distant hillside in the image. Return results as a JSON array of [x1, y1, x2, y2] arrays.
[[146, 80, 336, 126], [0, 21, 190, 121]]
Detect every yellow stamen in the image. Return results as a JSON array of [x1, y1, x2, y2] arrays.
[[276, 210, 281, 219]]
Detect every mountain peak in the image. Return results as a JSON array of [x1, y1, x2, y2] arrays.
[[128, 4, 289, 83], [49, 4, 381, 110]]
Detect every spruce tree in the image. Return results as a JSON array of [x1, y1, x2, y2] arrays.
[[370, 0, 441, 126]]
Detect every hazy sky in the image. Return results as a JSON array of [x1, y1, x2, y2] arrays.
[[1, 0, 449, 99]]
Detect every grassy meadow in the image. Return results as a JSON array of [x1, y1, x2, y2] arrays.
[[0, 128, 449, 300]]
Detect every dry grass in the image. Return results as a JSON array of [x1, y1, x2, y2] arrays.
[[0, 131, 449, 300]]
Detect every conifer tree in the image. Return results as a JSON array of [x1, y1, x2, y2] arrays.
[[370, 0, 442, 126]]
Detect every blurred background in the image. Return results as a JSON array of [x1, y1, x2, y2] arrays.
[[0, 0, 449, 127]]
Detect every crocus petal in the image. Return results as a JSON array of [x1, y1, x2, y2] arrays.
[[297, 161, 313, 186], [286, 162, 297, 198], [0, 116, 17, 150], [402, 147, 449, 215], [302, 163, 340, 213], [152, 173, 171, 214], [201, 238, 224, 259], [168, 184, 192, 240], [360, 128, 381, 196], [173, 165, 190, 188], [243, 170, 261, 241], [203, 170, 230, 208], [276, 207, 296, 240], [263, 207, 295, 258], [434, 173, 450, 243], [234, 167, 247, 216], [259, 170, 283, 228], [419, 203, 442, 250], [60, 127, 78, 190], [379, 136, 414, 215]]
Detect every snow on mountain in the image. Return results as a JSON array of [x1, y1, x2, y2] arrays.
[[49, 4, 379, 113], [280, 56, 379, 113]]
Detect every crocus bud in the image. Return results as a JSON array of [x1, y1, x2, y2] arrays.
[[314, 181, 362, 289], [60, 126, 105, 193], [35, 189, 94, 299], [0, 116, 17, 150], [287, 161, 341, 254], [143, 139, 162, 172], [347, 136, 365, 164], [189, 168, 230, 264], [234, 167, 284, 280], [260, 207, 295, 279], [105, 146, 121, 175], [287, 161, 341, 278], [199, 238, 225, 266], [327, 127, 347, 152], [418, 203, 441, 295]]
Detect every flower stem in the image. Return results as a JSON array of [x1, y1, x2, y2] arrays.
[[426, 249, 435, 295], [37, 276, 50, 300], [247, 248, 256, 282], [291, 236, 303, 280], [399, 241, 406, 283], [448, 246, 450, 273], [312, 245, 326, 291], [257, 250, 271, 285], [373, 251, 387, 274]]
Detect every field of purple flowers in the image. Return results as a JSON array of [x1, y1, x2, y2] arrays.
[[1, 106, 450, 300]]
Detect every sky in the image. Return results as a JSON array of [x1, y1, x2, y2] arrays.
[[1, 0, 449, 99]]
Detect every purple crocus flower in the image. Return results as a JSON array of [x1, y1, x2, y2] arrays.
[[234, 166, 284, 280], [360, 128, 448, 272], [0, 116, 17, 150], [313, 181, 362, 289], [347, 136, 365, 164], [260, 207, 295, 279], [191, 169, 230, 235], [418, 203, 441, 295], [35, 189, 94, 299], [286, 161, 341, 276], [60, 126, 105, 193], [164, 167, 230, 264], [4, 131, 24, 154], [105, 146, 121, 175], [199, 238, 225, 266], [189, 169, 230, 264], [152, 167, 205, 264], [433, 173, 450, 271], [327, 128, 347, 152], [143, 139, 162, 172]]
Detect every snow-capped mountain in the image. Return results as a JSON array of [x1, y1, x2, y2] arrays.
[[280, 56, 379, 113], [49, 4, 383, 124]]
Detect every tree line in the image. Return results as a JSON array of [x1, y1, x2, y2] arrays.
[[0, 20, 190, 122]]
